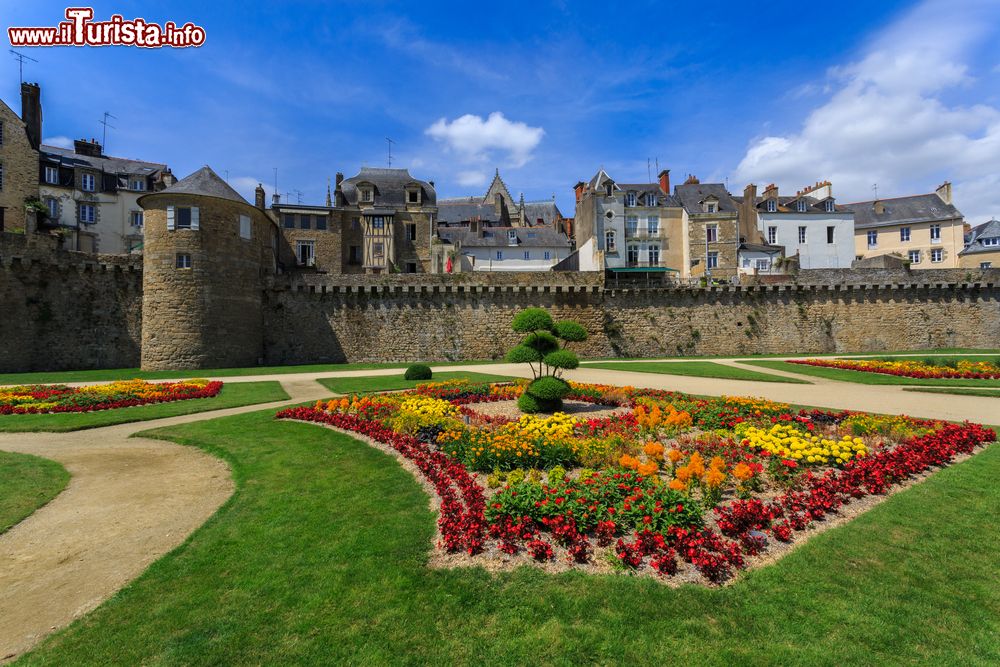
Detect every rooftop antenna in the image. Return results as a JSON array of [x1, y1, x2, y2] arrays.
[[872, 183, 879, 199], [224, 169, 230, 183], [273, 167, 278, 196], [386, 137, 395, 167], [293, 189, 304, 204], [9, 49, 37, 84], [98, 111, 117, 150], [647, 158, 652, 184]]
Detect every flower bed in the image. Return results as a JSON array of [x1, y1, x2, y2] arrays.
[[789, 357, 1000, 380], [277, 379, 996, 585], [0, 379, 224, 414]]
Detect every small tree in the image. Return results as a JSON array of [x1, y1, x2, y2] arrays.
[[505, 307, 588, 413]]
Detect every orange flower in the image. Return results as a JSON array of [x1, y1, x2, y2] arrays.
[[643, 441, 665, 459], [709, 456, 726, 471], [668, 478, 686, 491], [703, 467, 726, 488], [667, 449, 683, 463], [675, 465, 692, 483], [637, 461, 659, 477], [733, 462, 754, 481], [688, 452, 705, 477], [619, 454, 641, 470]]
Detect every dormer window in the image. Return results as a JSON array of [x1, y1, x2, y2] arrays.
[[507, 229, 518, 245], [408, 190, 419, 204], [825, 199, 835, 213], [766, 199, 777, 213], [647, 194, 657, 207], [796, 200, 807, 213], [130, 178, 146, 191], [604, 183, 613, 196], [704, 199, 718, 214], [359, 187, 373, 203], [625, 192, 637, 207]]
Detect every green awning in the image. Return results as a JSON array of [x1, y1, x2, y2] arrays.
[[607, 266, 679, 273]]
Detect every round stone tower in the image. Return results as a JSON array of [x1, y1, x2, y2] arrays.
[[138, 166, 277, 370]]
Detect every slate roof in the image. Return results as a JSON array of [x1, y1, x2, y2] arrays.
[[139, 166, 248, 206], [841, 193, 962, 229], [436, 197, 499, 224], [340, 167, 436, 207], [673, 183, 739, 215], [960, 218, 1000, 256], [438, 226, 572, 248], [523, 200, 563, 226], [41, 144, 166, 176]]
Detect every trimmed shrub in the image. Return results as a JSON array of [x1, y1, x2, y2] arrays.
[[512, 307, 555, 333], [403, 364, 433, 380], [553, 320, 587, 342], [527, 376, 571, 401], [543, 349, 580, 371], [505, 345, 542, 364], [517, 391, 542, 414]]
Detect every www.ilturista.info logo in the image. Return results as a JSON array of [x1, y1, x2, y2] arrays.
[[8, 7, 206, 48]]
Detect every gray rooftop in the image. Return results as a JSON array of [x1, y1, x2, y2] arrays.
[[961, 218, 1000, 256], [842, 193, 962, 229], [438, 226, 572, 248], [140, 166, 248, 205], [436, 198, 498, 224], [673, 183, 739, 215], [41, 144, 166, 176], [340, 167, 436, 207]]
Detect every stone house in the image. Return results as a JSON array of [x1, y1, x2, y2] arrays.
[[959, 218, 1000, 269], [0, 83, 42, 233], [843, 183, 964, 269], [673, 177, 740, 280], [437, 223, 572, 271]]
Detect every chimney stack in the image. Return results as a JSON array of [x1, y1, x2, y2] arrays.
[[935, 181, 952, 205], [160, 167, 175, 187], [763, 183, 779, 200], [255, 183, 266, 209], [683, 174, 700, 185], [272, 193, 281, 206], [740, 183, 761, 245], [335, 172, 344, 190], [73, 138, 103, 157], [20, 82, 42, 150], [658, 169, 671, 195], [573, 181, 585, 203]]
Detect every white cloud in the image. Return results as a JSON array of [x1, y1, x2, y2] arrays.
[[42, 136, 73, 149], [456, 170, 487, 187], [732, 0, 1000, 222], [230, 176, 270, 204], [425, 112, 544, 168]]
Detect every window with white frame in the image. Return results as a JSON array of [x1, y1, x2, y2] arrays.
[[796, 200, 807, 213], [647, 193, 657, 207], [171, 206, 197, 230], [625, 192, 636, 207], [130, 210, 143, 227], [647, 215, 659, 235], [767, 226, 777, 244], [605, 229, 617, 252], [239, 214, 251, 239], [742, 257, 751, 268], [931, 248, 943, 263], [705, 200, 718, 213], [523, 250, 530, 260], [707, 251, 718, 269], [908, 250, 920, 264], [44, 166, 59, 184], [900, 227, 911, 242], [625, 215, 638, 236], [825, 199, 835, 213], [867, 230, 878, 248], [46, 198, 58, 220], [544, 251, 551, 261], [371, 216, 385, 229], [930, 223, 941, 242], [130, 178, 146, 191], [175, 253, 191, 269], [981, 237, 999, 247], [296, 240, 315, 266], [766, 199, 776, 213], [495, 250, 503, 260], [706, 224, 718, 243], [360, 188, 373, 203], [627, 244, 639, 264], [648, 243, 660, 265], [981, 262, 993, 269], [798, 226, 807, 244], [78, 203, 95, 224], [755, 258, 770, 271], [81, 173, 96, 192]]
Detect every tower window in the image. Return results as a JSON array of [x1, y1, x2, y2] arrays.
[[175, 253, 192, 269], [239, 214, 251, 239]]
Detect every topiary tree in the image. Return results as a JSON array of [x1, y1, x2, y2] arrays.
[[403, 363, 433, 380], [504, 307, 588, 413]]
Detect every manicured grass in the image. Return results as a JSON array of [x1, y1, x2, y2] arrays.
[[19, 408, 999, 665], [904, 387, 1000, 398], [582, 360, 810, 383], [0, 451, 70, 534], [318, 371, 518, 394], [0, 360, 498, 386], [0, 382, 289, 433], [742, 360, 1000, 387]]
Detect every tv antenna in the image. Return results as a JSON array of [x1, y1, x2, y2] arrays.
[[647, 158, 651, 184], [99, 111, 117, 149], [386, 137, 394, 167], [293, 189, 304, 204], [9, 49, 37, 84], [872, 183, 879, 199]]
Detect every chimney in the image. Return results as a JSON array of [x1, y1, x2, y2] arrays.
[[74, 138, 102, 157], [763, 183, 779, 200], [873, 200, 885, 215], [272, 193, 281, 206], [335, 172, 344, 190], [658, 169, 671, 194], [429, 180, 435, 189], [574, 181, 586, 202], [683, 174, 700, 185], [160, 167, 175, 187], [740, 183, 761, 245], [935, 181, 952, 205], [255, 183, 266, 209], [20, 82, 42, 150]]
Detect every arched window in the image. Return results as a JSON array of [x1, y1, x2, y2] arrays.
[[605, 229, 617, 252]]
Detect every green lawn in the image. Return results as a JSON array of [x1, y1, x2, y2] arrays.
[[904, 387, 1000, 398], [582, 360, 810, 383], [18, 407, 999, 665], [0, 382, 289, 433], [318, 371, 518, 394], [0, 451, 69, 535], [742, 360, 1000, 387]]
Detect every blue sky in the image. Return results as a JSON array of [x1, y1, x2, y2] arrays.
[[3, 0, 1000, 221]]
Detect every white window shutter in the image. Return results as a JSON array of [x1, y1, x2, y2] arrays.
[[166, 205, 175, 231], [191, 207, 200, 231]]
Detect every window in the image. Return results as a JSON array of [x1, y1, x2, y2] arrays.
[[755, 258, 770, 271], [827, 226, 835, 244], [908, 250, 920, 264], [798, 226, 807, 244], [981, 237, 999, 247], [605, 229, 616, 252], [348, 246, 362, 265], [647, 215, 659, 235], [706, 224, 718, 243], [371, 216, 385, 229], [175, 253, 192, 269], [46, 198, 58, 219], [825, 199, 835, 213], [239, 214, 251, 239], [981, 262, 993, 269], [360, 188, 373, 203], [705, 201, 718, 213], [405, 262, 418, 273], [625, 215, 638, 236], [496, 250, 503, 260], [931, 248, 943, 263], [796, 200, 807, 213], [296, 240, 315, 266], [175, 207, 192, 229], [81, 173, 96, 192], [130, 178, 145, 191], [900, 227, 911, 242], [742, 257, 751, 268], [627, 244, 640, 264], [372, 242, 384, 259], [648, 244, 660, 265], [44, 166, 59, 184], [707, 251, 719, 269], [507, 229, 518, 244], [930, 224, 941, 242], [867, 230, 878, 248], [647, 194, 657, 207], [407, 190, 419, 204], [766, 199, 776, 213], [406, 223, 416, 241], [299, 215, 311, 230], [316, 215, 327, 230], [767, 226, 777, 245], [625, 192, 636, 207], [79, 203, 96, 224], [523, 250, 530, 260], [544, 251, 551, 260], [283, 214, 294, 229], [130, 210, 143, 227]]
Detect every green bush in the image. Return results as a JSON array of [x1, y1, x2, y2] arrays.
[[553, 320, 587, 342], [527, 376, 571, 401], [403, 364, 432, 380], [543, 349, 580, 370], [505, 345, 542, 364], [517, 391, 542, 414], [547, 465, 567, 484], [511, 308, 555, 333], [505, 468, 526, 485]]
